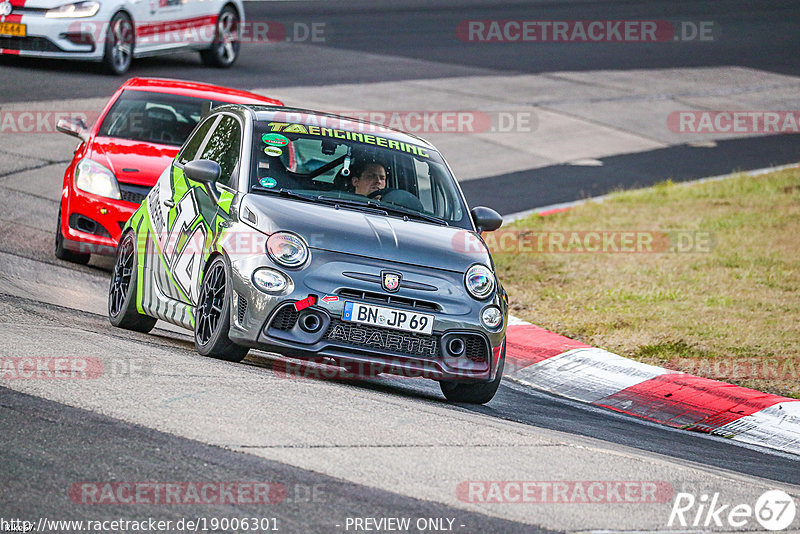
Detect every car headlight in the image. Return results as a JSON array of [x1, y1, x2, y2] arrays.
[[266, 232, 309, 268], [75, 159, 121, 199], [253, 268, 290, 293], [481, 306, 503, 329], [45, 1, 100, 18], [465, 264, 495, 300]]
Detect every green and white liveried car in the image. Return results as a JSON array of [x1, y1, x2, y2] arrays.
[[109, 104, 508, 404]]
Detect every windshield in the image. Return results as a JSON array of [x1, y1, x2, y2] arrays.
[[98, 90, 228, 146], [249, 120, 471, 228]]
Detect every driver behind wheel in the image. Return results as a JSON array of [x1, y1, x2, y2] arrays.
[[350, 161, 387, 196]]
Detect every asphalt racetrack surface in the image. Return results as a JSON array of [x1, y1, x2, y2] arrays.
[[2, 1, 799, 213], [3, 0, 800, 100]]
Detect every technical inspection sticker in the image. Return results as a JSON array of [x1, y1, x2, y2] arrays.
[[264, 146, 283, 157], [262, 133, 290, 146]]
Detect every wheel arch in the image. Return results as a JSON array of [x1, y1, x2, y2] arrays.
[[199, 250, 228, 290], [115, 7, 135, 22], [102, 8, 137, 72], [222, 1, 242, 22], [202, 250, 224, 274], [109, 8, 137, 36]]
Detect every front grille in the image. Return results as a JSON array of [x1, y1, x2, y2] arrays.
[[0, 36, 61, 52], [237, 294, 247, 325], [325, 319, 440, 358], [11, 6, 48, 14], [271, 305, 298, 331], [119, 183, 151, 205], [120, 190, 146, 204], [337, 288, 440, 312], [464, 336, 489, 363]]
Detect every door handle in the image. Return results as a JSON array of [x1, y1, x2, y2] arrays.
[[163, 199, 175, 208]]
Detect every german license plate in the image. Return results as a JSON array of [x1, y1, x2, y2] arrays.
[[342, 301, 434, 335], [0, 23, 26, 37]]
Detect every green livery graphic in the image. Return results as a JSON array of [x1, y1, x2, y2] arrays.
[[123, 164, 229, 329]]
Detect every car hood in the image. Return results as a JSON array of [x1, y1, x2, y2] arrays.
[[241, 194, 491, 273], [90, 137, 178, 187]]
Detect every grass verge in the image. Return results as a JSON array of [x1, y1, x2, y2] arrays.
[[495, 166, 800, 398]]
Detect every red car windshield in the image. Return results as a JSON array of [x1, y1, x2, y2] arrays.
[[98, 90, 227, 147]]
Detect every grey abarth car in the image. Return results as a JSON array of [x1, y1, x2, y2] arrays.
[[108, 105, 507, 403]]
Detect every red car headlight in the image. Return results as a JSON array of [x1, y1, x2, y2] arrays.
[[75, 159, 121, 200]]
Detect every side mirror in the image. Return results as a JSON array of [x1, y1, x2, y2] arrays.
[[56, 117, 90, 143], [471, 206, 503, 233], [184, 159, 221, 202]]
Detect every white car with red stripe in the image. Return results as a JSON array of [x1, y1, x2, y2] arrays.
[[0, 0, 243, 74]]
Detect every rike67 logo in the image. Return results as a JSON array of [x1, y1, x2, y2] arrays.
[[668, 490, 797, 531]]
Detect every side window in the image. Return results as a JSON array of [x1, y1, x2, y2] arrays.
[[198, 115, 241, 187], [177, 116, 217, 165]]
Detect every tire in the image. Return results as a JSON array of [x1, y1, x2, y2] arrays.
[[439, 341, 505, 404], [194, 255, 248, 362], [108, 232, 157, 333], [200, 5, 240, 68], [102, 11, 134, 75], [55, 206, 90, 265]]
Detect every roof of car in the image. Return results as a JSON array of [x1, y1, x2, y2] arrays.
[[231, 105, 436, 149], [122, 77, 283, 107]]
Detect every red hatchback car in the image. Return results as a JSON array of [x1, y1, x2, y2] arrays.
[[55, 77, 283, 264]]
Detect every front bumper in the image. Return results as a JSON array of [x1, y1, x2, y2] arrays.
[[226, 247, 507, 383], [0, 12, 107, 59], [62, 182, 148, 255]]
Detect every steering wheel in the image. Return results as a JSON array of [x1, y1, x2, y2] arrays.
[[379, 189, 425, 211], [367, 188, 392, 199]]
